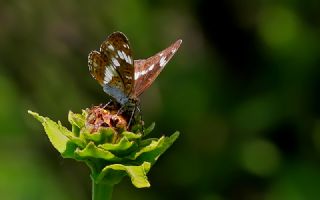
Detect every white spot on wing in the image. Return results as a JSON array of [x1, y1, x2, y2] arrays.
[[104, 66, 116, 84], [125, 75, 132, 79], [112, 57, 120, 67], [122, 51, 128, 63], [134, 66, 154, 80], [127, 56, 132, 64], [134, 71, 141, 80], [121, 51, 132, 64], [118, 50, 124, 59], [141, 70, 148, 76], [159, 53, 163, 56], [134, 63, 157, 80], [148, 64, 155, 71], [171, 48, 177, 54], [159, 56, 167, 67], [108, 45, 114, 51]]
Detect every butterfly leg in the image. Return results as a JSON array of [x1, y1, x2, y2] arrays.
[[102, 99, 113, 109], [116, 104, 126, 115], [136, 106, 145, 134], [127, 105, 136, 129]]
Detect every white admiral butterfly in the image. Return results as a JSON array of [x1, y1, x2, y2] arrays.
[[88, 32, 182, 108]]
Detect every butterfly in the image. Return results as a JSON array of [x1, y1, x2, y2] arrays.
[[88, 31, 182, 109]]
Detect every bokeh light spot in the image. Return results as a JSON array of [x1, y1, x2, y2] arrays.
[[258, 5, 300, 50], [240, 139, 281, 176]]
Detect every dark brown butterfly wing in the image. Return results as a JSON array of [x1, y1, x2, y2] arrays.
[[88, 32, 134, 104], [100, 32, 134, 95], [88, 51, 122, 87], [133, 39, 182, 97]]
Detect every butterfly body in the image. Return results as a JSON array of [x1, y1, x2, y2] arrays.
[[88, 32, 182, 107]]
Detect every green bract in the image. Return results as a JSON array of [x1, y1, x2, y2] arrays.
[[28, 110, 179, 188]]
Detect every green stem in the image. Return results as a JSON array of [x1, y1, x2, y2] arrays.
[[92, 180, 114, 200]]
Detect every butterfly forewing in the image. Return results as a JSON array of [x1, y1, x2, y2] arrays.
[[88, 49, 125, 96], [100, 32, 134, 96], [133, 39, 182, 96]]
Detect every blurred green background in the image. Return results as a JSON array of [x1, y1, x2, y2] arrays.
[[1, 0, 320, 199]]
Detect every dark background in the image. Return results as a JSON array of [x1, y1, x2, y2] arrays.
[[1, 0, 320, 199]]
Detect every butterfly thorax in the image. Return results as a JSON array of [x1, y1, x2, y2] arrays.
[[125, 97, 140, 112]]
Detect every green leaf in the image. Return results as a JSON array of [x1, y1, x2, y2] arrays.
[[68, 111, 86, 129], [143, 122, 155, 137], [68, 111, 86, 136], [99, 137, 138, 156], [130, 132, 180, 165], [76, 142, 122, 162], [139, 138, 158, 147], [99, 137, 132, 150], [95, 162, 151, 188], [82, 127, 116, 144], [129, 138, 164, 160], [68, 137, 86, 148], [28, 111, 72, 154], [121, 131, 142, 140], [61, 141, 79, 158]]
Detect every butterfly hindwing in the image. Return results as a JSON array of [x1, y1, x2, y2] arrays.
[[133, 39, 182, 96], [88, 51, 107, 85]]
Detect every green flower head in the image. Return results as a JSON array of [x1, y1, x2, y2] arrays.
[[28, 106, 179, 188]]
